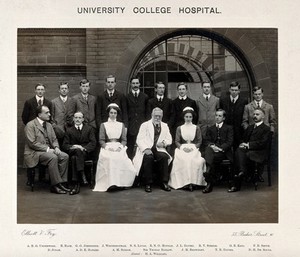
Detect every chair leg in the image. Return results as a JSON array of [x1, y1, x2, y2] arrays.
[[253, 163, 259, 191], [267, 162, 272, 187], [27, 168, 35, 192], [90, 163, 94, 189]]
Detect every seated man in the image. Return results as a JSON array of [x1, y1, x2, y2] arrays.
[[24, 105, 69, 194], [228, 108, 271, 192], [203, 109, 233, 193], [62, 112, 96, 195], [133, 107, 172, 193]]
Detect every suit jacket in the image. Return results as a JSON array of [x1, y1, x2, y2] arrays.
[[73, 93, 97, 129], [133, 120, 173, 174], [205, 123, 234, 161], [97, 90, 128, 127], [51, 96, 76, 138], [172, 97, 198, 130], [243, 123, 271, 163], [220, 95, 248, 145], [24, 118, 59, 168], [62, 124, 96, 154], [175, 125, 202, 149], [22, 96, 52, 125], [242, 100, 276, 132], [147, 96, 175, 128], [127, 91, 149, 136], [197, 95, 220, 132]]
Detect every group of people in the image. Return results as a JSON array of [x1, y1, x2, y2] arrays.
[[22, 75, 276, 195]]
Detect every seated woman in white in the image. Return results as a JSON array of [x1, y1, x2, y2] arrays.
[[169, 107, 206, 191], [93, 103, 136, 192]]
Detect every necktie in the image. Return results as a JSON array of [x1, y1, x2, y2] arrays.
[[109, 93, 113, 98], [38, 99, 42, 106], [206, 96, 209, 101], [42, 121, 47, 130], [134, 92, 138, 98], [159, 97, 162, 102], [216, 124, 221, 144], [77, 126, 81, 132], [232, 98, 235, 104], [155, 124, 160, 132], [257, 101, 260, 108], [84, 96, 88, 102]]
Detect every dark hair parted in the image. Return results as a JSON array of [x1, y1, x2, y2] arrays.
[[79, 79, 90, 86], [229, 81, 241, 89], [216, 108, 226, 118], [35, 83, 46, 90], [177, 82, 188, 89], [252, 86, 263, 93], [35, 105, 48, 117]]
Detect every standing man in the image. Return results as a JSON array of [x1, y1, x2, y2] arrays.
[[242, 86, 276, 134], [202, 109, 233, 193], [126, 77, 149, 159], [24, 105, 69, 194], [73, 79, 97, 130], [220, 81, 248, 149], [22, 83, 52, 125], [133, 108, 173, 193], [147, 82, 174, 129], [172, 82, 198, 136], [229, 108, 271, 192], [197, 81, 220, 138], [51, 82, 76, 146], [62, 112, 96, 195], [97, 75, 128, 127]]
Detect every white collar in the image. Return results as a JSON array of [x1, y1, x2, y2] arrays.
[[179, 95, 187, 100], [255, 99, 263, 105], [60, 95, 68, 102], [255, 121, 263, 127], [203, 94, 211, 99], [37, 117, 45, 126], [157, 95, 164, 100], [230, 95, 239, 101], [81, 93, 88, 99], [75, 124, 83, 130], [35, 95, 44, 101], [132, 89, 140, 95], [107, 89, 115, 95], [216, 122, 224, 128]]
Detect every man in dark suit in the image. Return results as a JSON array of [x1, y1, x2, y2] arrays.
[[22, 83, 52, 125], [197, 81, 220, 138], [73, 79, 98, 130], [97, 75, 128, 127], [62, 112, 96, 195], [51, 82, 76, 146], [24, 105, 69, 194], [203, 109, 233, 193], [172, 82, 198, 136], [126, 77, 149, 159], [147, 82, 174, 129], [220, 81, 248, 149], [228, 108, 271, 192]]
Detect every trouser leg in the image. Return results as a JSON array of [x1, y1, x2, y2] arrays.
[[142, 154, 154, 185], [153, 151, 169, 183], [39, 152, 63, 186]]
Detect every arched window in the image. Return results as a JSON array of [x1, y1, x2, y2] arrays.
[[130, 32, 253, 100]]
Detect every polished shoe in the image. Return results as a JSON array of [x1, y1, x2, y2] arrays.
[[81, 171, 89, 185], [228, 186, 240, 193], [50, 185, 67, 194], [58, 183, 71, 192], [161, 183, 171, 192], [189, 184, 193, 192], [69, 184, 80, 195], [202, 183, 213, 193], [145, 185, 152, 193]]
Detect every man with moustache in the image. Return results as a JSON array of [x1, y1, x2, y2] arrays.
[[24, 105, 69, 194], [62, 112, 96, 195], [133, 108, 172, 193], [126, 77, 149, 159], [229, 108, 271, 192], [97, 75, 128, 127], [51, 82, 76, 146], [147, 82, 174, 129]]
